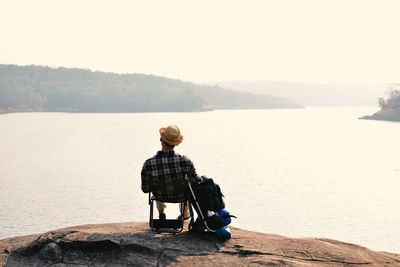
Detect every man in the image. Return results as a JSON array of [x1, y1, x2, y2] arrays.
[[141, 125, 202, 220]]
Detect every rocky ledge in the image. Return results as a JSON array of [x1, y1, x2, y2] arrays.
[[1, 222, 399, 266]]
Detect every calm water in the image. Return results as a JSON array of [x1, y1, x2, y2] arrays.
[[0, 107, 399, 253]]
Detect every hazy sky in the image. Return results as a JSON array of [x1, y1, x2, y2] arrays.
[[1, 0, 399, 83]]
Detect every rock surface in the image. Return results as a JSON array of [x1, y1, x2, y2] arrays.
[[1, 222, 400, 266]]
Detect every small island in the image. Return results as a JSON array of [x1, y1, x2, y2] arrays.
[[1, 222, 400, 266], [360, 86, 400, 122]]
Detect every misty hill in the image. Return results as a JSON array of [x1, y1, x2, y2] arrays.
[[215, 81, 387, 107], [0, 65, 300, 113], [360, 86, 400, 122]]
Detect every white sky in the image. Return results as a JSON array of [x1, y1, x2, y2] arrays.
[[1, 0, 400, 83]]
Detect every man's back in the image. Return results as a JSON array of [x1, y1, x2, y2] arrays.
[[141, 150, 199, 201]]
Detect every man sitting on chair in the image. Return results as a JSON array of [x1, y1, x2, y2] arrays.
[[141, 125, 202, 220]]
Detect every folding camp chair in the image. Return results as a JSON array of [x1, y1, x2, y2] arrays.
[[148, 177, 189, 234]]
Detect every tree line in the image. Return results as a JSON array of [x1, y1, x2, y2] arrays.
[[0, 64, 300, 113], [378, 84, 400, 109]]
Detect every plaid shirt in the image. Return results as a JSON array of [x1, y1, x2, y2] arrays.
[[141, 150, 201, 202]]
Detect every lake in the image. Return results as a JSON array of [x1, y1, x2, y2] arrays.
[[0, 107, 399, 253]]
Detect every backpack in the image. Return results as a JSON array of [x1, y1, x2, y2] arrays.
[[188, 176, 235, 232], [190, 176, 225, 214]]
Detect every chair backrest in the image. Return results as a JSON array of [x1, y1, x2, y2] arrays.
[[150, 175, 189, 203]]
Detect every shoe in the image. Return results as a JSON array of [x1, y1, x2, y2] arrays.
[[159, 213, 166, 220], [177, 215, 191, 221]]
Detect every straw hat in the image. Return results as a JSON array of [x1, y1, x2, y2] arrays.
[[159, 125, 183, 146]]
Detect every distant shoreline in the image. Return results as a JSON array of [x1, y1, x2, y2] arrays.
[[360, 107, 400, 122], [0, 106, 309, 115], [0, 64, 301, 113]]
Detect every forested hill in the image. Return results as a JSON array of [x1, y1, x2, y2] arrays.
[[0, 65, 300, 113]]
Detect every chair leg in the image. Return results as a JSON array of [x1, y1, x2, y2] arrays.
[[149, 198, 154, 231]]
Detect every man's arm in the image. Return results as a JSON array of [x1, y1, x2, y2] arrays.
[[186, 159, 202, 183], [141, 163, 151, 193]]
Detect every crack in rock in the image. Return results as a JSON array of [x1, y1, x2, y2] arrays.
[[223, 248, 373, 265], [156, 248, 185, 267]]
